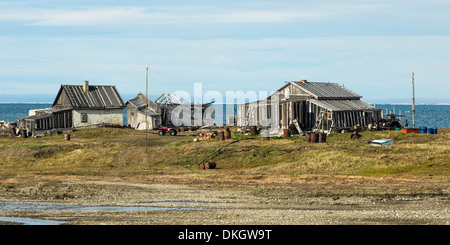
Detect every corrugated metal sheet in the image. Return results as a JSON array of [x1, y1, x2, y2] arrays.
[[310, 99, 379, 111], [62, 85, 125, 109], [292, 82, 362, 100]]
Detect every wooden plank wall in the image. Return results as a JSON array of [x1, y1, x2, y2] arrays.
[[332, 110, 381, 129]]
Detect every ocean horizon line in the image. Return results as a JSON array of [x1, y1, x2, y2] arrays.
[[0, 102, 54, 104]]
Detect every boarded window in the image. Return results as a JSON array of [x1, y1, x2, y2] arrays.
[[81, 113, 87, 123]]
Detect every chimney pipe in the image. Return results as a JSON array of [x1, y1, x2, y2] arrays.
[[83, 81, 89, 93]]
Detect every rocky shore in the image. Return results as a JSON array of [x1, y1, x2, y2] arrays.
[[1, 181, 448, 225]]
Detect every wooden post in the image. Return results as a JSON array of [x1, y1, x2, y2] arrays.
[[411, 72, 415, 128], [145, 66, 149, 153]]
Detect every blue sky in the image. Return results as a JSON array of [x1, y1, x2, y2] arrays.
[[0, 0, 449, 104]]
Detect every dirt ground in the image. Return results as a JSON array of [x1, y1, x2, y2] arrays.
[[0, 179, 448, 225]]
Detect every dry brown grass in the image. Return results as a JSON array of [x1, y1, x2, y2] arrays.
[[0, 127, 448, 196]]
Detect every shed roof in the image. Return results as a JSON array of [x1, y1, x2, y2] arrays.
[[292, 82, 362, 100], [19, 109, 72, 121], [309, 99, 380, 112], [126, 93, 160, 116], [53, 85, 125, 109]]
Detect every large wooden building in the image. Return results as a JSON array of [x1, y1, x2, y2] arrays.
[[18, 81, 126, 137], [237, 80, 382, 134]]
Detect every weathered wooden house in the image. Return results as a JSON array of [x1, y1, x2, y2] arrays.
[[126, 93, 161, 130], [237, 80, 382, 134], [126, 92, 214, 129], [18, 81, 126, 137]]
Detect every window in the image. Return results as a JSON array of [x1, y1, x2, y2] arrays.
[[81, 113, 88, 123]]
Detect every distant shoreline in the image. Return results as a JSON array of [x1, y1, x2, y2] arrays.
[[0, 102, 53, 104], [1, 102, 450, 106]]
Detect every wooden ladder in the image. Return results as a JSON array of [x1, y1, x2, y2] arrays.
[[313, 111, 325, 131]]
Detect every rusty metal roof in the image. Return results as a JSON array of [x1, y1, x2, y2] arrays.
[[292, 82, 362, 100], [56, 85, 125, 109]]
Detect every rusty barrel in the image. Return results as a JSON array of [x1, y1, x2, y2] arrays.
[[318, 133, 326, 143], [64, 134, 70, 141], [305, 133, 311, 142], [20, 129, 27, 138], [198, 163, 205, 170], [204, 161, 216, 169], [224, 130, 231, 139], [250, 126, 258, 135], [283, 129, 290, 138], [218, 131, 225, 141], [310, 132, 319, 143]]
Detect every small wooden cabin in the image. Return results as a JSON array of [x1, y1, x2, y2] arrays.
[[126, 93, 161, 130], [237, 80, 382, 134], [18, 81, 126, 137]]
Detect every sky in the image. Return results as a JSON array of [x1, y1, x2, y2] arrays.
[[0, 0, 449, 104]]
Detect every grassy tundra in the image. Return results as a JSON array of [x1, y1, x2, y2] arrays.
[[0, 127, 448, 198]]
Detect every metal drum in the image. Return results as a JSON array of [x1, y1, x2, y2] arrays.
[[305, 133, 311, 142], [318, 133, 327, 143]]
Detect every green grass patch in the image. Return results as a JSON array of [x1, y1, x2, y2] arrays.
[[26, 143, 55, 149]]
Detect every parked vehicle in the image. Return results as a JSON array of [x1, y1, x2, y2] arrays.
[[158, 126, 177, 136]]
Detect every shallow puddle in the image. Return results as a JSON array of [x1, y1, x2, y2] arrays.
[[0, 203, 195, 211], [0, 216, 67, 225], [0, 200, 231, 211], [0, 201, 232, 225]]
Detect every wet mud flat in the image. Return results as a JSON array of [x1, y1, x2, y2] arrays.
[[0, 181, 449, 225]]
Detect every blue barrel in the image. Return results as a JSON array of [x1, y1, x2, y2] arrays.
[[420, 126, 427, 134], [433, 128, 438, 134], [427, 128, 433, 134]]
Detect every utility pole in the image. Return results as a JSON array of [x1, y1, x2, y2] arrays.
[[411, 72, 415, 129], [145, 66, 149, 153]]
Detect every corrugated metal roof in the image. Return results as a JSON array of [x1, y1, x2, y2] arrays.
[[292, 82, 362, 100], [62, 85, 125, 109], [310, 99, 380, 111]]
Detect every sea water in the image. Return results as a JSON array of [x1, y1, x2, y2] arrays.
[[214, 104, 450, 128], [374, 104, 450, 129], [1, 103, 449, 128]]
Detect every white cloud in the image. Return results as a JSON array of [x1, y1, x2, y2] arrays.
[[1, 0, 448, 28], [0, 3, 381, 26], [31, 7, 145, 26], [0, 7, 147, 26]]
